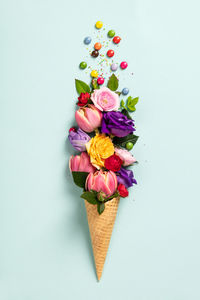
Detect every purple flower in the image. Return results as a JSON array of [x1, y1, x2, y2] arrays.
[[68, 128, 91, 152], [117, 167, 137, 188], [101, 111, 135, 137]]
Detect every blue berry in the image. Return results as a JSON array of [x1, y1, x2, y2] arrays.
[[84, 36, 92, 45], [122, 88, 129, 95]]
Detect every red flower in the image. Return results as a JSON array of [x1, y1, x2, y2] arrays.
[[105, 154, 123, 172], [77, 93, 90, 107], [117, 184, 129, 198]]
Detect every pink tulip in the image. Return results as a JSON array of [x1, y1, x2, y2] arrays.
[[69, 152, 96, 173], [114, 148, 136, 166], [86, 169, 117, 197], [75, 104, 102, 133]]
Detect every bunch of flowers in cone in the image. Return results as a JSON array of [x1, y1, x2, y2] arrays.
[[68, 74, 139, 280]]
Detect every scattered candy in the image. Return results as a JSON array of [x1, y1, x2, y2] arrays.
[[113, 36, 121, 44], [111, 63, 118, 72], [79, 61, 87, 69], [96, 21, 103, 29], [107, 50, 114, 58], [94, 42, 102, 50], [69, 127, 76, 133], [84, 36, 92, 45], [91, 70, 98, 78], [97, 77, 104, 85], [91, 50, 99, 58], [126, 142, 133, 150], [122, 88, 129, 95], [108, 30, 115, 38], [120, 61, 128, 69]]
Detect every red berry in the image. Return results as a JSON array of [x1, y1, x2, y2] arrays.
[[107, 49, 114, 57], [113, 36, 121, 44], [69, 127, 76, 133]]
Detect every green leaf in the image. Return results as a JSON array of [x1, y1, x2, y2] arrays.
[[91, 79, 100, 90], [81, 191, 98, 204], [126, 96, 139, 112], [97, 202, 105, 214], [72, 171, 89, 188], [113, 134, 139, 148], [105, 191, 119, 201], [75, 79, 90, 94], [107, 74, 119, 91], [121, 108, 132, 120]]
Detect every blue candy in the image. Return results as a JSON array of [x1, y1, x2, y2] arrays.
[[84, 36, 92, 45], [122, 88, 129, 95]]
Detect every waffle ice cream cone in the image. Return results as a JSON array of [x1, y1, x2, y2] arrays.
[[85, 197, 120, 281]]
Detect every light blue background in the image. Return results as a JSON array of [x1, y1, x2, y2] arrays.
[[1, 0, 200, 299]]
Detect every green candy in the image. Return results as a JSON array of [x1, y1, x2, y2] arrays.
[[79, 61, 87, 69], [108, 30, 115, 38], [126, 142, 133, 150]]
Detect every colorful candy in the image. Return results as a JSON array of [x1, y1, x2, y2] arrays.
[[97, 77, 104, 85], [113, 36, 121, 44], [94, 42, 102, 50], [91, 50, 99, 58], [125, 142, 133, 150], [111, 63, 118, 72], [120, 61, 128, 69], [107, 50, 114, 58], [84, 36, 92, 45], [122, 88, 129, 95], [95, 21, 103, 29], [91, 70, 98, 78], [108, 30, 115, 38], [79, 61, 87, 69]]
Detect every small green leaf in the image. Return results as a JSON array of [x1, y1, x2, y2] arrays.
[[97, 202, 105, 214], [107, 74, 119, 91], [105, 191, 119, 201], [126, 96, 139, 112], [113, 134, 139, 148], [75, 79, 90, 94], [72, 171, 89, 188], [81, 191, 98, 204], [121, 108, 132, 120], [91, 79, 100, 90]]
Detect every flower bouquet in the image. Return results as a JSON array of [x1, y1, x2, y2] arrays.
[[68, 24, 139, 280]]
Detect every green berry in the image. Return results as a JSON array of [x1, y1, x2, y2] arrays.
[[108, 30, 115, 38], [79, 61, 87, 69], [126, 142, 133, 150]]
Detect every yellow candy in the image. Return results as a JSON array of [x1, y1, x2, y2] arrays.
[[95, 21, 103, 29], [91, 70, 98, 78]]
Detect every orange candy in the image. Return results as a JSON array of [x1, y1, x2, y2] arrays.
[[94, 42, 102, 50]]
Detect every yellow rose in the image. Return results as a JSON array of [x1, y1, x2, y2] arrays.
[[86, 133, 114, 169]]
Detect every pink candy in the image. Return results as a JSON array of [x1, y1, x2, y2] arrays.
[[97, 77, 104, 85], [120, 61, 128, 69]]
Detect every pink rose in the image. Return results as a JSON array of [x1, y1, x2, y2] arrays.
[[91, 87, 120, 111], [114, 148, 136, 166]]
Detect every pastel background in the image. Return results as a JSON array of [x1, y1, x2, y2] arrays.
[[1, 0, 200, 299]]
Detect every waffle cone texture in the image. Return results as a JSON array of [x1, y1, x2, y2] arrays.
[[85, 197, 120, 281]]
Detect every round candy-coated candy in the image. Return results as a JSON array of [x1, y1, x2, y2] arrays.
[[91, 70, 98, 78], [69, 127, 76, 133], [97, 77, 104, 85], [84, 36, 91, 45], [108, 30, 115, 38], [126, 142, 133, 150], [107, 49, 114, 57], [91, 50, 99, 58], [120, 61, 128, 69], [79, 61, 87, 69], [113, 36, 121, 44], [122, 88, 129, 95], [94, 42, 102, 50], [111, 63, 118, 72], [96, 21, 103, 29]]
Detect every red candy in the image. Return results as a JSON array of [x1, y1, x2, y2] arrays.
[[120, 61, 128, 69], [97, 77, 104, 85], [69, 127, 76, 133], [107, 49, 114, 57], [113, 36, 121, 44]]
